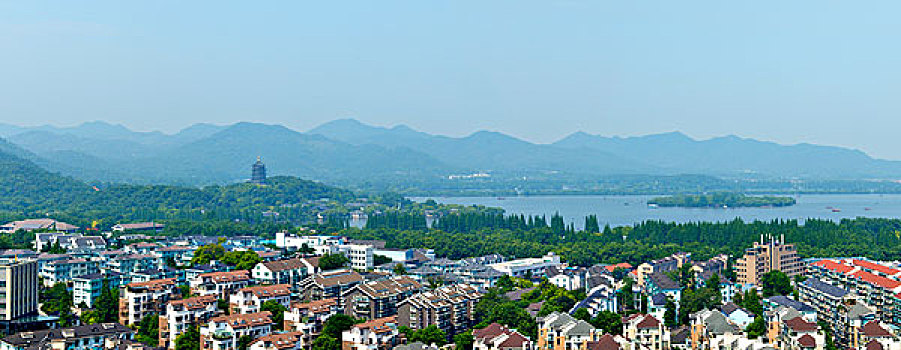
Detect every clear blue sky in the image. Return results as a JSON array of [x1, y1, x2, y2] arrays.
[[2, 1, 900, 158]]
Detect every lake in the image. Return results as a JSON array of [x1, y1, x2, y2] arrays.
[[412, 194, 901, 229]]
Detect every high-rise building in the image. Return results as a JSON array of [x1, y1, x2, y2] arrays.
[[251, 156, 266, 185], [735, 235, 803, 285], [0, 259, 39, 321]]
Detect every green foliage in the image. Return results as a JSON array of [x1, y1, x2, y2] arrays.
[[222, 250, 262, 270], [453, 330, 474, 350], [81, 280, 119, 324], [648, 193, 796, 208], [401, 325, 447, 345], [217, 299, 230, 315], [237, 335, 253, 350], [393, 263, 407, 275], [573, 308, 591, 322], [588, 311, 623, 335], [365, 210, 427, 230], [179, 285, 192, 298], [746, 316, 766, 339], [819, 320, 838, 350], [474, 290, 537, 339], [373, 254, 393, 266], [311, 334, 340, 350], [175, 325, 200, 350], [678, 276, 722, 326], [319, 253, 350, 271], [43, 241, 66, 254], [495, 275, 515, 293], [135, 313, 159, 347], [191, 244, 226, 265], [761, 270, 793, 297], [322, 314, 359, 339], [735, 290, 763, 316], [664, 298, 678, 327], [40, 283, 76, 326], [261, 300, 287, 331]]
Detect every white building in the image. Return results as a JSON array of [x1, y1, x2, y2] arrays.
[[488, 252, 561, 278], [229, 284, 291, 315], [341, 316, 400, 350], [200, 312, 273, 350], [40, 258, 99, 287], [248, 332, 304, 350], [159, 295, 220, 349], [190, 270, 253, 299]]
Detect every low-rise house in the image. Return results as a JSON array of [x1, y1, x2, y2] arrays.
[[299, 269, 365, 302], [131, 267, 182, 284], [342, 276, 421, 320], [72, 271, 124, 308], [112, 222, 165, 233], [154, 246, 195, 265], [854, 321, 901, 350], [397, 284, 483, 338], [488, 252, 561, 278], [284, 299, 339, 345], [690, 309, 743, 350], [230, 284, 292, 314], [252, 258, 317, 286], [473, 323, 532, 350], [190, 270, 253, 299], [340, 316, 399, 350], [547, 266, 586, 291], [248, 331, 305, 350], [58, 236, 108, 252], [40, 258, 99, 287], [622, 314, 668, 350], [200, 312, 273, 350], [186, 261, 231, 282], [159, 295, 220, 349], [125, 242, 160, 255], [776, 317, 824, 350], [108, 254, 158, 278], [2, 219, 78, 235], [536, 312, 600, 350], [645, 272, 682, 302], [571, 284, 618, 317], [118, 278, 180, 325], [720, 302, 755, 329], [0, 323, 133, 350]]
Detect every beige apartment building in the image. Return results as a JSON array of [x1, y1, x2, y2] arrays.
[[0, 259, 39, 321], [735, 235, 803, 285]]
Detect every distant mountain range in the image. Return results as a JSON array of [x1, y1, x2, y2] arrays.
[[2, 119, 901, 193]]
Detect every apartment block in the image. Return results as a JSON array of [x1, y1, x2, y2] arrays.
[[72, 271, 123, 308], [229, 284, 291, 315], [159, 295, 220, 349], [40, 258, 99, 287], [248, 331, 304, 350], [396, 284, 482, 338], [252, 258, 316, 286], [536, 312, 601, 350], [190, 270, 253, 299], [340, 316, 399, 350], [200, 312, 273, 350], [118, 278, 180, 325], [0, 260, 38, 321], [299, 269, 364, 302], [342, 276, 421, 320], [735, 235, 803, 285], [284, 299, 339, 345]]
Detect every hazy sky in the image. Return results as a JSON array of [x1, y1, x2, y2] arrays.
[[2, 1, 900, 158]]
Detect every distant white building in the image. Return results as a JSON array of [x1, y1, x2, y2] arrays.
[[488, 252, 561, 278], [274, 233, 373, 270]]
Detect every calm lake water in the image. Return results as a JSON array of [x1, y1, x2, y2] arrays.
[[412, 194, 901, 229]]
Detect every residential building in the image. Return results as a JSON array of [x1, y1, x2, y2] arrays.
[[159, 295, 220, 349], [473, 323, 532, 350], [623, 314, 668, 350], [636, 252, 691, 287], [536, 312, 600, 350], [340, 316, 399, 350], [252, 258, 316, 286], [1, 219, 78, 235], [185, 261, 231, 282], [397, 284, 482, 338], [547, 266, 586, 291], [775, 317, 824, 350], [190, 270, 253, 299], [248, 331, 304, 350], [108, 254, 158, 279], [0, 260, 39, 322], [299, 269, 365, 302], [112, 222, 165, 233], [40, 258, 99, 287], [808, 258, 901, 326], [570, 285, 618, 317], [342, 276, 421, 320], [689, 309, 745, 350], [645, 272, 682, 302], [488, 252, 562, 278], [284, 299, 339, 345], [200, 312, 273, 350], [735, 235, 803, 285], [73, 271, 124, 308], [720, 303, 755, 329], [853, 321, 901, 350], [118, 278, 180, 325], [229, 284, 291, 315], [0, 323, 133, 350], [797, 278, 856, 346]]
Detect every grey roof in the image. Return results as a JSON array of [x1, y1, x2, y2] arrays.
[[562, 320, 596, 337], [648, 272, 680, 290], [802, 278, 849, 298], [848, 303, 875, 320], [651, 293, 668, 307], [703, 311, 741, 335], [767, 296, 815, 313], [3, 323, 132, 347], [545, 312, 577, 329], [721, 302, 752, 317], [670, 327, 690, 344]]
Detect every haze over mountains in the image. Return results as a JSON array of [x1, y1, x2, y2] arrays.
[[1, 119, 900, 193]]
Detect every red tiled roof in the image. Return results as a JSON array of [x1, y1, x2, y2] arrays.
[[498, 331, 530, 349], [210, 311, 273, 329], [811, 260, 855, 274], [292, 298, 337, 314], [201, 270, 251, 283], [861, 321, 892, 338], [867, 340, 885, 350], [473, 323, 506, 340], [851, 270, 901, 290], [586, 335, 621, 350], [853, 259, 901, 276], [784, 317, 818, 332], [797, 334, 817, 348], [636, 315, 661, 329], [354, 316, 396, 334], [604, 263, 633, 272]]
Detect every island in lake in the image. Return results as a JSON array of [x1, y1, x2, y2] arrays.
[[647, 193, 796, 208]]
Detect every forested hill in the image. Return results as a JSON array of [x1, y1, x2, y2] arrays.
[[0, 144, 355, 229]]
